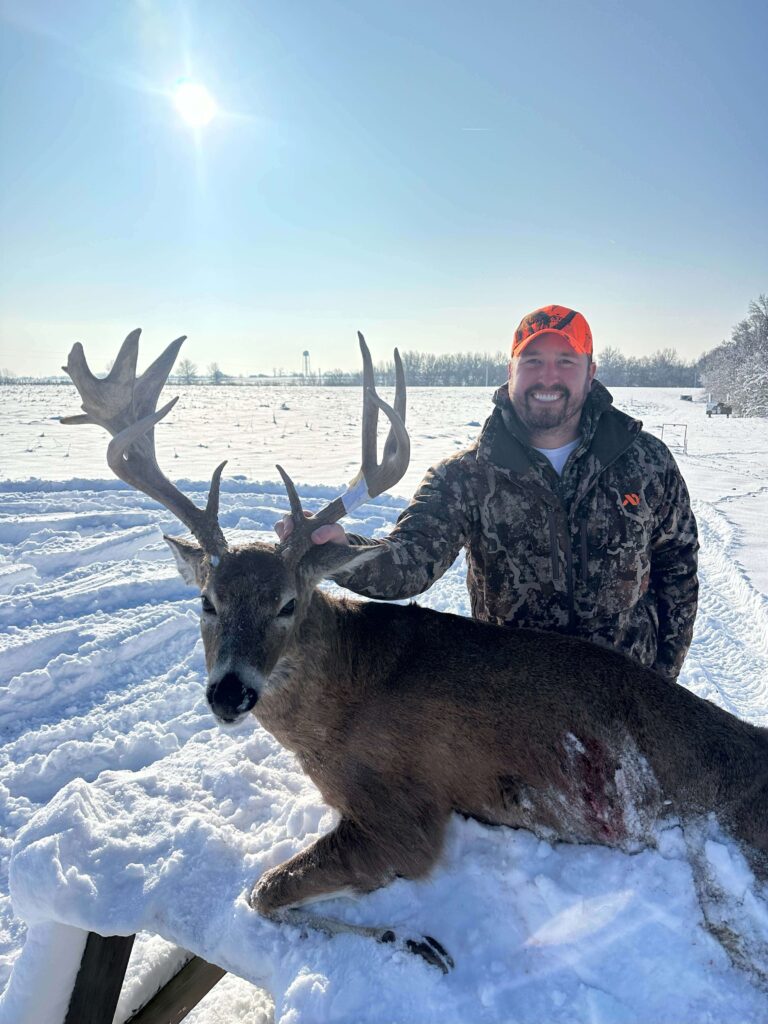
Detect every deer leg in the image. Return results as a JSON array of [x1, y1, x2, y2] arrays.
[[249, 814, 454, 972], [683, 820, 768, 985], [269, 910, 454, 974]]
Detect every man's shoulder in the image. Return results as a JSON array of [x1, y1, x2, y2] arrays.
[[596, 404, 676, 473], [629, 426, 678, 473], [428, 440, 482, 481]]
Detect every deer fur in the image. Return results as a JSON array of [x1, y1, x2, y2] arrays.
[[167, 535, 768, 974]]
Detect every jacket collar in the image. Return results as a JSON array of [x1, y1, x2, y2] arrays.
[[477, 379, 642, 476]]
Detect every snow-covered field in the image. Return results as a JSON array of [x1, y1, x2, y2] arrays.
[[1, 382, 768, 1023]]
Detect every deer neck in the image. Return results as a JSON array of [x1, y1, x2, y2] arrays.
[[254, 589, 359, 750]]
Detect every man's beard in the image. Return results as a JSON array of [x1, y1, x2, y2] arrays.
[[518, 383, 588, 433]]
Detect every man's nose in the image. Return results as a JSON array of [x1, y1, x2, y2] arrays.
[[537, 361, 562, 386]]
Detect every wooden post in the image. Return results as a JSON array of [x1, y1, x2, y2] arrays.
[[64, 933, 135, 1024]]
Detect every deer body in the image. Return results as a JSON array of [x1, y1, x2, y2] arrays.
[[182, 544, 768, 918]]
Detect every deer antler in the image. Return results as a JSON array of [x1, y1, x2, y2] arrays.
[[277, 332, 409, 559], [61, 329, 228, 556]]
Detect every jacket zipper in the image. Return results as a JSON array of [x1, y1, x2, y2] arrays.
[[553, 482, 576, 631], [579, 512, 589, 581], [564, 525, 575, 630], [547, 510, 560, 581]]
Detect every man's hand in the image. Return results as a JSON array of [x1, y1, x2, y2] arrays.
[[275, 511, 350, 546]]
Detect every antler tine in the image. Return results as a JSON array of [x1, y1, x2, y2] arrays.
[[278, 332, 410, 557], [358, 332, 409, 491], [206, 461, 227, 523], [364, 388, 410, 494], [359, 332, 379, 475], [276, 464, 316, 561], [276, 465, 305, 523], [62, 331, 228, 557], [382, 348, 406, 463]]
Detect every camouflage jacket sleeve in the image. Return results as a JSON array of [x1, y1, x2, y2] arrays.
[[333, 458, 472, 600], [649, 457, 699, 681]]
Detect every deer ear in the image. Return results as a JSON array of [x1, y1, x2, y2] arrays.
[[298, 542, 380, 583], [164, 535, 206, 587]]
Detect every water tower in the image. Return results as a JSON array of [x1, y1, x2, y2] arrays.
[[302, 350, 310, 377]]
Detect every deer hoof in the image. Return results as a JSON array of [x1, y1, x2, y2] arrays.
[[248, 869, 286, 915], [403, 934, 455, 974], [377, 929, 454, 973]]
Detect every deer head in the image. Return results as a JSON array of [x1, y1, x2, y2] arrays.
[[62, 329, 409, 724]]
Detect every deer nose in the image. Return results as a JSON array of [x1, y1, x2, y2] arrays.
[[207, 671, 258, 722]]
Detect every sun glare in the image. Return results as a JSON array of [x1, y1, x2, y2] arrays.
[[172, 80, 218, 128]]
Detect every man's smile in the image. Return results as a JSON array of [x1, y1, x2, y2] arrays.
[[529, 390, 567, 403]]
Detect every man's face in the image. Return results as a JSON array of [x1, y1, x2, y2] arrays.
[[508, 333, 596, 435]]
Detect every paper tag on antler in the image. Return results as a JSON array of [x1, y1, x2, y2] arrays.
[[340, 476, 371, 514]]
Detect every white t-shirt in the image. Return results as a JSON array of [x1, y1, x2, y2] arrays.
[[532, 437, 580, 476]]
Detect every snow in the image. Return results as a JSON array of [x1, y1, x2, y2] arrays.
[[1, 384, 768, 1023]]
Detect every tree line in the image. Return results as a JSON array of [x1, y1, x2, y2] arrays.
[[292, 348, 703, 388], [2, 297, 765, 414], [594, 347, 699, 387], [698, 295, 768, 417]]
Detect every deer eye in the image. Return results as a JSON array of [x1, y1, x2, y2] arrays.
[[278, 598, 296, 618], [201, 595, 216, 615]]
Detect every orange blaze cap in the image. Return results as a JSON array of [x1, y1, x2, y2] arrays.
[[512, 305, 593, 358]]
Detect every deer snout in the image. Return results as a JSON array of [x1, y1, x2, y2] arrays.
[[206, 670, 258, 724]]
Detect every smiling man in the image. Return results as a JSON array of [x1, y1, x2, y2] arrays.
[[279, 304, 699, 682]]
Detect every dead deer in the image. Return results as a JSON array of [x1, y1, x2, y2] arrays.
[[62, 330, 768, 978]]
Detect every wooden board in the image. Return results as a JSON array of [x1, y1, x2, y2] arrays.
[[64, 933, 136, 1024], [124, 955, 226, 1024]]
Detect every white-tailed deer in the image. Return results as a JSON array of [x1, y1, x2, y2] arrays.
[[63, 330, 768, 976]]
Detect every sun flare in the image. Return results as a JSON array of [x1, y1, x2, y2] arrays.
[[172, 80, 217, 128]]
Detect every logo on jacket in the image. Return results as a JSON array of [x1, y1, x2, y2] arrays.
[[622, 492, 640, 507]]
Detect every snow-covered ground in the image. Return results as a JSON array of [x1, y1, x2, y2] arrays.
[[1, 383, 768, 1023]]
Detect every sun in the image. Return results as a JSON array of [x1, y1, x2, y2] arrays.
[[172, 80, 218, 128]]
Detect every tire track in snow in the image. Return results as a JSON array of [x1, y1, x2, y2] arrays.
[[684, 500, 768, 726], [0, 558, 190, 629], [0, 602, 200, 737], [1, 624, 94, 680], [0, 501, 213, 819], [0, 509, 155, 545]]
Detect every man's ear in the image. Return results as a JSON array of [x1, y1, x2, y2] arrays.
[[298, 542, 380, 584], [164, 535, 206, 587]]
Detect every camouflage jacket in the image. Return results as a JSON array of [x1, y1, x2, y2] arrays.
[[336, 380, 699, 681]]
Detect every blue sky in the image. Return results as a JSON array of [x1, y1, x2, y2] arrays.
[[1, 0, 766, 376]]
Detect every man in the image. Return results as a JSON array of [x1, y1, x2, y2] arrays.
[[279, 304, 699, 681]]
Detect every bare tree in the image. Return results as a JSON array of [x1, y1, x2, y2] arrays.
[[177, 358, 198, 384], [207, 362, 225, 384]]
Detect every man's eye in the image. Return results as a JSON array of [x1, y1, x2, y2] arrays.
[[201, 595, 216, 615], [278, 598, 296, 618]]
